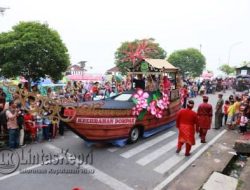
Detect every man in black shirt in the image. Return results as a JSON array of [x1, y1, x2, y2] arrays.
[[133, 74, 145, 90]]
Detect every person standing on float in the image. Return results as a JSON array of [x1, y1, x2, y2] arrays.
[[176, 100, 198, 156], [197, 96, 213, 143]]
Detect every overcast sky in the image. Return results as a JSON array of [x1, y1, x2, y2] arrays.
[[1, 0, 250, 75]]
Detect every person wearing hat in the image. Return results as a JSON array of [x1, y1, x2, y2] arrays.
[[176, 100, 198, 156], [197, 96, 213, 143], [214, 94, 224, 129]]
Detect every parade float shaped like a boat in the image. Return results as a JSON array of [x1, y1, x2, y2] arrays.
[[62, 59, 183, 146], [1, 59, 182, 146]]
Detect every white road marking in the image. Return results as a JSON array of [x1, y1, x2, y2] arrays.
[[0, 144, 134, 190], [136, 140, 177, 166], [120, 131, 176, 159], [153, 129, 227, 190], [45, 144, 134, 190], [154, 140, 202, 174], [73, 135, 79, 138], [107, 147, 119, 152]]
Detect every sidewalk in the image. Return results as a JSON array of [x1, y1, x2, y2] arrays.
[[164, 129, 241, 190]]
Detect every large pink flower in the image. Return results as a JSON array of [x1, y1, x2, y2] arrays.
[[157, 99, 165, 110], [162, 92, 170, 108], [133, 89, 149, 99], [132, 89, 149, 116], [148, 100, 157, 115], [148, 101, 163, 118], [132, 107, 142, 116], [155, 108, 163, 118], [133, 89, 149, 109], [132, 88, 170, 118]]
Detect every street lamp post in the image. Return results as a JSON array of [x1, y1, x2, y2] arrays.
[[227, 41, 242, 66], [0, 7, 10, 15]]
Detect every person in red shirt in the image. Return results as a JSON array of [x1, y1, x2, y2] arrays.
[[24, 110, 36, 142], [91, 82, 99, 99], [182, 85, 188, 108], [117, 83, 124, 94], [197, 96, 213, 143], [176, 100, 198, 156]]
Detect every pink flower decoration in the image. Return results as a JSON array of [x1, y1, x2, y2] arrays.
[[157, 99, 165, 110], [132, 88, 170, 118], [155, 108, 163, 118], [133, 89, 149, 99], [162, 92, 170, 108], [148, 101, 157, 115], [132, 89, 149, 116], [132, 107, 141, 116]]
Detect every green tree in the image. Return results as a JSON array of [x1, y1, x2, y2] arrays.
[[240, 61, 250, 67], [219, 64, 235, 75], [0, 21, 70, 83], [114, 38, 166, 74], [167, 48, 206, 77]]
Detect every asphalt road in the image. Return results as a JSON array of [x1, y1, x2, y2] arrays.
[[0, 91, 233, 190]]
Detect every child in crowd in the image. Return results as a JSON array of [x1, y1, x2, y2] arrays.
[[226, 100, 235, 130], [17, 109, 25, 146], [24, 110, 36, 142], [35, 115, 44, 142], [51, 118, 59, 139], [238, 112, 248, 134], [223, 100, 230, 126]]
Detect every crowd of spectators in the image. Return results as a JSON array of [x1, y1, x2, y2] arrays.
[[183, 77, 236, 98]]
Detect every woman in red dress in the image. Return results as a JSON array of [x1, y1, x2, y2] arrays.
[[176, 100, 198, 156]]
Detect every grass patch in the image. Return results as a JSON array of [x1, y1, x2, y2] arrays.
[[237, 179, 244, 190]]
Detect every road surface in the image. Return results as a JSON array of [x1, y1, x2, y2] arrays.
[[0, 91, 232, 190]]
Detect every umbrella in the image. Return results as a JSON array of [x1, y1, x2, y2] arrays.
[[201, 71, 214, 80], [39, 78, 54, 85]]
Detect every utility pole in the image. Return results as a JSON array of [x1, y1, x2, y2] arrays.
[[227, 41, 242, 66]]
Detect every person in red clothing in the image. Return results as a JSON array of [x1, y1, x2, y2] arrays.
[[176, 100, 198, 156], [197, 96, 213, 143], [91, 82, 99, 99], [117, 83, 124, 94], [24, 110, 36, 142], [182, 85, 188, 108]]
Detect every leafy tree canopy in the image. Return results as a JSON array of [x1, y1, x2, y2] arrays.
[[0, 21, 70, 82], [114, 38, 166, 74], [219, 64, 235, 75], [206, 70, 213, 74], [167, 48, 206, 77], [240, 61, 250, 67]]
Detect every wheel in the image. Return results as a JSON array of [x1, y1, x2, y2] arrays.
[[128, 127, 140, 143]]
